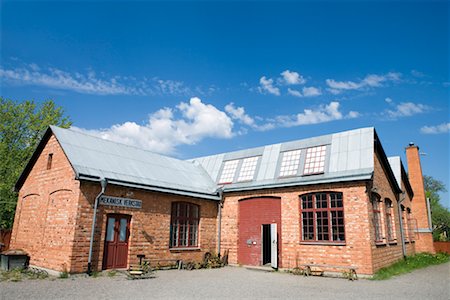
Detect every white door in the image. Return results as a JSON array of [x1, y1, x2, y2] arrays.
[[270, 223, 278, 269]]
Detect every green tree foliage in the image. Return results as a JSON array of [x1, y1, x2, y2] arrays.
[[0, 98, 71, 229], [424, 175, 450, 241]]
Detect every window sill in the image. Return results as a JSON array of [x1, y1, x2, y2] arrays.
[[169, 247, 201, 252], [300, 241, 346, 246], [388, 240, 398, 245], [375, 242, 387, 247]]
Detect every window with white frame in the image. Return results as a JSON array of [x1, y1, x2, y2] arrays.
[[237, 156, 259, 182], [303, 145, 326, 175], [218, 159, 239, 183], [279, 149, 301, 177]]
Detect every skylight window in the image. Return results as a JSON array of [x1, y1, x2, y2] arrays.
[[279, 149, 301, 177], [237, 156, 259, 182], [218, 160, 239, 183], [303, 145, 327, 175]]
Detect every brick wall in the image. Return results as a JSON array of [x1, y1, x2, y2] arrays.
[[11, 133, 218, 273], [220, 181, 377, 275], [72, 182, 218, 273], [10, 134, 80, 272]]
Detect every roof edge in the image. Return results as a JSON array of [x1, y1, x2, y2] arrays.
[[374, 130, 402, 195]]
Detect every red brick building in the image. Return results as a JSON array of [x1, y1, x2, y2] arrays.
[[10, 126, 434, 275]]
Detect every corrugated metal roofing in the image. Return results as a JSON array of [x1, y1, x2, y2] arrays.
[[50, 126, 219, 200], [191, 127, 375, 191]]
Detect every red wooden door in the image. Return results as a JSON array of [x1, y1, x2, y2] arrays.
[[103, 215, 131, 269]]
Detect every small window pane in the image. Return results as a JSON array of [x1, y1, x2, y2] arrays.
[[106, 217, 115, 242], [119, 218, 127, 241]]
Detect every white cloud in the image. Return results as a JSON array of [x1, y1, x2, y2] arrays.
[[420, 123, 450, 134], [287, 88, 303, 97], [288, 87, 322, 98], [385, 97, 393, 103], [326, 72, 401, 93], [225, 103, 255, 127], [258, 76, 280, 96], [280, 70, 305, 85], [276, 101, 359, 127], [73, 97, 234, 154], [386, 102, 430, 118], [0, 63, 202, 96], [302, 86, 322, 97]]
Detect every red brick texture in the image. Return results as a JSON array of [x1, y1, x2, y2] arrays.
[[406, 146, 435, 253]]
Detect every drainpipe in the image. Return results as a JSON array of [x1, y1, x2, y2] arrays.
[[87, 178, 107, 275], [398, 191, 407, 258], [217, 187, 224, 258]]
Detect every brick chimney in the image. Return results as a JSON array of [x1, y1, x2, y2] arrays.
[[405, 143, 435, 253]]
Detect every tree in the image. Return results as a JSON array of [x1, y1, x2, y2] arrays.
[[424, 175, 450, 241], [0, 98, 71, 229]]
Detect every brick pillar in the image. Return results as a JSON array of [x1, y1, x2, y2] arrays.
[[405, 144, 435, 253]]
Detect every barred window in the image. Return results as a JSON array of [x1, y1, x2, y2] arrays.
[[170, 202, 199, 248], [300, 192, 345, 242], [372, 195, 383, 242], [303, 145, 326, 175], [385, 199, 394, 241], [279, 149, 301, 177]]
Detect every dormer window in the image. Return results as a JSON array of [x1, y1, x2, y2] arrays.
[[218, 160, 239, 184], [237, 156, 259, 182], [279, 149, 301, 177], [303, 145, 326, 175]]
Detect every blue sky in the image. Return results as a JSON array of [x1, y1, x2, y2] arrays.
[[1, 1, 449, 205]]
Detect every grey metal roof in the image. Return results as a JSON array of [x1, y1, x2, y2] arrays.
[[190, 127, 375, 192], [387, 156, 402, 187], [50, 126, 219, 200]]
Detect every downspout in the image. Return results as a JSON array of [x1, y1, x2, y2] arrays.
[[87, 178, 107, 275], [426, 197, 433, 230], [398, 191, 407, 258], [217, 187, 224, 258]]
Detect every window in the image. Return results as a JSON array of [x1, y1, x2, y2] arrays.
[[407, 208, 415, 242], [279, 149, 301, 177], [372, 195, 383, 242], [300, 192, 345, 242], [218, 160, 239, 184], [303, 145, 326, 175], [170, 202, 199, 248], [47, 153, 53, 170], [385, 199, 395, 241], [237, 156, 259, 182], [401, 205, 408, 242]]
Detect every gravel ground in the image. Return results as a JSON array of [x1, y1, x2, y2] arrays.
[[1, 263, 449, 300]]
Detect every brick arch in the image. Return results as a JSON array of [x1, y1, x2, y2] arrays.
[[49, 188, 73, 195], [238, 196, 281, 267]]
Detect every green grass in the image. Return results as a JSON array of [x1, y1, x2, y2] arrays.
[[1, 268, 49, 282], [372, 252, 449, 280]]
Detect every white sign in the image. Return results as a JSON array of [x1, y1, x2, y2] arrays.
[[99, 195, 142, 209]]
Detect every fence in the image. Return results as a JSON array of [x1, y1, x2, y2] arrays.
[[434, 241, 450, 254], [0, 229, 12, 252]]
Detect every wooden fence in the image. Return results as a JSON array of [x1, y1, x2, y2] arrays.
[[434, 241, 450, 254], [0, 229, 12, 252]]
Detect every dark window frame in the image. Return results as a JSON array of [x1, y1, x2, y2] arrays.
[[372, 195, 383, 243], [169, 202, 200, 248], [47, 153, 53, 170], [299, 192, 345, 243], [385, 199, 395, 242]]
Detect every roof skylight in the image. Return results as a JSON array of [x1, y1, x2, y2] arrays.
[[279, 149, 301, 177], [303, 145, 326, 175], [237, 156, 259, 182], [218, 160, 239, 183]]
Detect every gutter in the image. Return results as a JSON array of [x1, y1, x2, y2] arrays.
[[217, 188, 224, 257], [87, 178, 107, 275], [398, 191, 407, 258]]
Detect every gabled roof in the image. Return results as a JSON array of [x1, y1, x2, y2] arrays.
[[191, 127, 379, 192], [16, 126, 220, 200]]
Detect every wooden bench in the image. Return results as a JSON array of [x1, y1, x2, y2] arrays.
[[297, 264, 358, 280]]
